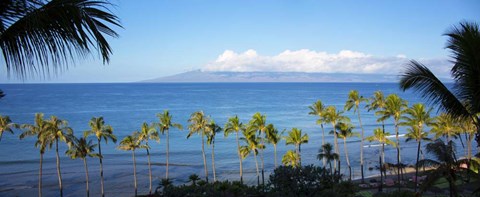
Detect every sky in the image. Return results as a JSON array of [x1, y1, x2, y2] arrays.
[[1, 0, 479, 83]]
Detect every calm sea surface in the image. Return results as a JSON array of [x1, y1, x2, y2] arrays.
[[0, 83, 476, 196]]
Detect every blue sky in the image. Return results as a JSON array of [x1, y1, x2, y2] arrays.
[[1, 0, 479, 83]]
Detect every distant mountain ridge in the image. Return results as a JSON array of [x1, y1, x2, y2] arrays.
[[141, 70, 418, 83], [142, 70, 399, 82]]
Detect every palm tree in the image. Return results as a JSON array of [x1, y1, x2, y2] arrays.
[[284, 128, 309, 165], [19, 113, 52, 197], [308, 100, 327, 167], [240, 126, 264, 185], [157, 110, 183, 180], [0, 0, 121, 79], [417, 139, 459, 197], [365, 128, 396, 191], [431, 113, 460, 142], [282, 150, 299, 167], [323, 105, 349, 173], [377, 94, 408, 183], [118, 135, 143, 197], [317, 143, 339, 175], [188, 174, 200, 186], [83, 117, 116, 197], [46, 116, 73, 197], [134, 122, 158, 195], [187, 111, 209, 182], [206, 120, 222, 182], [366, 91, 387, 169], [65, 136, 99, 197], [334, 122, 358, 180], [399, 21, 480, 154], [345, 90, 368, 182], [401, 103, 434, 192], [249, 112, 267, 185], [265, 124, 282, 168], [224, 115, 246, 183], [0, 115, 18, 142]]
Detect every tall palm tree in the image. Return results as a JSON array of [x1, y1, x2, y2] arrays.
[[377, 94, 408, 183], [366, 91, 387, 168], [240, 126, 264, 185], [187, 111, 209, 182], [323, 105, 349, 173], [282, 150, 299, 167], [19, 113, 52, 197], [265, 123, 282, 168], [317, 143, 339, 175], [365, 128, 396, 191], [0, 115, 18, 142], [0, 0, 121, 79], [83, 117, 116, 197], [157, 110, 183, 180], [401, 103, 434, 192], [46, 116, 73, 197], [430, 113, 460, 142], [65, 136, 99, 197], [333, 122, 358, 180], [345, 90, 368, 182], [206, 120, 222, 182], [118, 135, 143, 197], [224, 115, 246, 183], [249, 112, 267, 185], [417, 139, 459, 197], [308, 100, 327, 167], [284, 128, 309, 165], [399, 21, 480, 153], [134, 122, 158, 195]]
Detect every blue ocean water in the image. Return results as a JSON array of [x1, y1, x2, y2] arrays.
[[0, 83, 476, 196]]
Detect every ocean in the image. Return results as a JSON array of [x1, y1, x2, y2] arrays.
[[0, 83, 476, 196]]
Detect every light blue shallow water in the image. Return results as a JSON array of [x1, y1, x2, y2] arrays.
[[0, 83, 476, 196]]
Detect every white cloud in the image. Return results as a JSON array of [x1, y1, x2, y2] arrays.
[[202, 49, 451, 77]]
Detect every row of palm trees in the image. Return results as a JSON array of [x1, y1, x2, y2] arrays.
[[0, 91, 478, 196], [0, 110, 311, 196], [309, 90, 478, 193]]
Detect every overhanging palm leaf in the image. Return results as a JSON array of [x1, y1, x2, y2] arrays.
[[0, 0, 121, 78], [400, 60, 469, 118]]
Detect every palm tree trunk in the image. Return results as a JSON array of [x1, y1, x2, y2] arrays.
[[166, 129, 170, 179], [379, 144, 383, 192], [254, 152, 259, 185], [132, 150, 137, 197], [381, 121, 385, 163], [343, 139, 351, 180], [332, 122, 339, 173], [394, 121, 401, 188], [415, 140, 421, 193], [297, 144, 301, 166], [98, 140, 105, 197], [84, 158, 90, 197], [260, 131, 265, 186], [55, 140, 63, 197], [211, 142, 216, 182], [201, 133, 208, 182], [146, 147, 152, 195], [274, 144, 277, 168], [39, 153, 43, 197], [321, 124, 326, 167], [236, 132, 243, 183], [358, 110, 365, 183]]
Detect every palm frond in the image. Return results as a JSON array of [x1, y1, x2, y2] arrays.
[[0, 0, 121, 78], [400, 60, 470, 118]]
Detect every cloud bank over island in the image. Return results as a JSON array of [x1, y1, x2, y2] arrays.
[[202, 49, 451, 77]]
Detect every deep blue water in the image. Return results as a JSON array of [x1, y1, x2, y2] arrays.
[[0, 83, 475, 196]]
